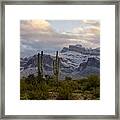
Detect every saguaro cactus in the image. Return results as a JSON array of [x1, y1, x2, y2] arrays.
[[38, 53, 40, 79], [37, 51, 44, 82], [53, 51, 60, 81], [40, 51, 43, 78]]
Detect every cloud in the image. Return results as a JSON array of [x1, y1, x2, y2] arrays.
[[80, 20, 100, 26], [21, 20, 53, 32], [20, 20, 100, 57], [64, 20, 100, 47], [20, 20, 55, 39], [20, 20, 71, 56]]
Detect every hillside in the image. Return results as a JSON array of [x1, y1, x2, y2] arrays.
[[20, 44, 100, 79]]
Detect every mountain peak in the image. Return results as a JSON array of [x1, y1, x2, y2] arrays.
[[60, 44, 100, 55]]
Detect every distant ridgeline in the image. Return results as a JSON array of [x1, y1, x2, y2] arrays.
[[20, 44, 100, 80], [61, 44, 100, 55]]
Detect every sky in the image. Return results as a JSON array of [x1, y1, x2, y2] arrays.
[[20, 20, 100, 57]]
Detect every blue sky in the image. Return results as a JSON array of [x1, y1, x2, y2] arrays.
[[20, 20, 100, 57], [48, 20, 81, 33]]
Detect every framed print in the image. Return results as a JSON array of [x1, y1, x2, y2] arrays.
[[0, 0, 119, 119]]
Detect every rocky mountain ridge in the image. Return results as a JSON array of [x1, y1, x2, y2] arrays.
[[20, 44, 100, 80]]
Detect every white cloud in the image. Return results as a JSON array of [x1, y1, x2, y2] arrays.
[[80, 20, 100, 26], [66, 20, 100, 47], [20, 20, 100, 57]]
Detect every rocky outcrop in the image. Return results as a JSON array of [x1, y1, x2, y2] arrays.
[[61, 44, 100, 55]]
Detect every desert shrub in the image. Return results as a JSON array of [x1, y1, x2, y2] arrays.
[[87, 75, 100, 87], [57, 81, 73, 100], [25, 74, 35, 84], [21, 82, 49, 100], [65, 76, 72, 81], [28, 88, 49, 100], [68, 80, 79, 90]]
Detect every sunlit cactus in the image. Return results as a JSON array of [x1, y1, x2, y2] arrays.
[[53, 60, 55, 75], [40, 51, 43, 78], [37, 53, 40, 80], [37, 51, 44, 82], [53, 51, 60, 81]]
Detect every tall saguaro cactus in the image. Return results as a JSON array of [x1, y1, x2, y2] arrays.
[[56, 51, 59, 81], [37, 51, 44, 82], [38, 53, 40, 80], [53, 51, 60, 81], [40, 51, 43, 78]]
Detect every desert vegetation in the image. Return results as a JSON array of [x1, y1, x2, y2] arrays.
[[20, 51, 100, 100], [20, 74, 100, 100]]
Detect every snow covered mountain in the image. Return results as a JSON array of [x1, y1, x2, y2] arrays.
[[61, 44, 100, 55], [20, 44, 100, 80]]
